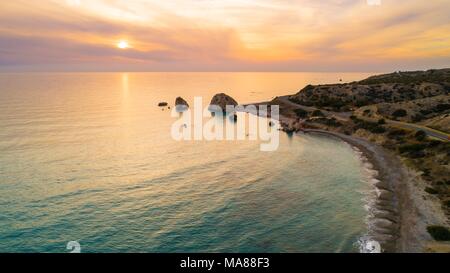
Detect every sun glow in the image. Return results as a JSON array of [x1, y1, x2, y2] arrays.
[[117, 40, 129, 49], [1, 0, 449, 71]]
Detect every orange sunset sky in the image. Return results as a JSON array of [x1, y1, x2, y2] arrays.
[[0, 0, 449, 72]]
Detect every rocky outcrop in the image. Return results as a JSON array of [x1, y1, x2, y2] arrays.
[[175, 97, 189, 112], [208, 93, 238, 114]]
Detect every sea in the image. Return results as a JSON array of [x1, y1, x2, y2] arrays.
[[0, 72, 379, 253]]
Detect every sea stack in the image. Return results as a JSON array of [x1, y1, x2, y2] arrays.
[[208, 93, 238, 115], [175, 97, 189, 112]]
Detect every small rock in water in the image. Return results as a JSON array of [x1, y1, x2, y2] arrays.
[[208, 93, 238, 114], [175, 97, 189, 112], [158, 102, 168, 107], [283, 127, 295, 135]]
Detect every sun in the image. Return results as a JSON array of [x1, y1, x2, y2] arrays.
[[117, 40, 129, 49]]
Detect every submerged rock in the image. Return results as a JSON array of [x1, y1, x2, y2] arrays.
[[175, 97, 189, 112], [158, 102, 168, 107], [208, 93, 238, 114]]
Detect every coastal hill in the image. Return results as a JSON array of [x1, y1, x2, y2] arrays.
[[270, 68, 450, 252], [289, 69, 450, 133], [289, 70, 449, 113], [359, 69, 450, 85]]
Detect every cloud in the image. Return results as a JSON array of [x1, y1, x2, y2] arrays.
[[0, 0, 449, 71]]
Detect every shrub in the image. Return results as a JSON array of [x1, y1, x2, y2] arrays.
[[411, 114, 424, 122], [445, 200, 450, 208], [398, 144, 427, 154], [415, 130, 427, 141], [378, 119, 386, 125], [421, 169, 431, 177], [312, 110, 325, 117], [355, 99, 369, 107], [370, 126, 386, 134], [325, 118, 342, 127], [407, 150, 426, 158], [425, 187, 439, 194], [316, 96, 346, 110], [388, 129, 407, 138], [427, 226, 450, 241], [392, 109, 407, 118], [301, 84, 315, 92], [314, 118, 342, 127], [355, 120, 386, 134], [420, 109, 432, 116], [435, 104, 450, 112], [427, 140, 442, 148], [294, 108, 308, 118]]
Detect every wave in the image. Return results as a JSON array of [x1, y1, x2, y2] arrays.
[[352, 146, 383, 253]]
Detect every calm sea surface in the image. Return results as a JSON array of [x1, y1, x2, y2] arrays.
[[0, 72, 376, 253]]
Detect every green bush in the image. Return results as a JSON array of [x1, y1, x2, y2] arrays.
[[388, 129, 407, 138], [421, 169, 431, 177], [435, 104, 450, 112], [370, 126, 386, 134], [314, 118, 342, 127], [427, 226, 450, 241], [294, 108, 308, 118], [325, 118, 342, 127], [412, 114, 424, 122], [425, 187, 439, 194], [355, 99, 369, 107], [420, 109, 432, 116], [407, 150, 426, 158], [312, 110, 325, 117], [355, 120, 386, 134], [398, 144, 426, 154], [392, 109, 407, 118], [378, 119, 386, 125], [415, 130, 427, 141], [427, 140, 442, 148]]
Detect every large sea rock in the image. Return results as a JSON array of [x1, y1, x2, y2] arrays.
[[175, 97, 189, 112], [208, 93, 238, 114]]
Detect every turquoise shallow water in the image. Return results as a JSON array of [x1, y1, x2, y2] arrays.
[[0, 72, 373, 253]]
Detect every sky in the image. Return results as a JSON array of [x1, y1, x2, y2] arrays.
[[0, 0, 449, 72]]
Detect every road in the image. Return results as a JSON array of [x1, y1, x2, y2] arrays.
[[386, 120, 449, 141], [276, 95, 450, 142]]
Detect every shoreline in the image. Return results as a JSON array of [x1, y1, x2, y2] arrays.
[[301, 129, 402, 252], [296, 128, 448, 252]]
